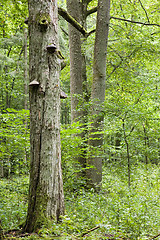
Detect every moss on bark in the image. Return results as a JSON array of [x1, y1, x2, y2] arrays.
[[36, 13, 51, 31]]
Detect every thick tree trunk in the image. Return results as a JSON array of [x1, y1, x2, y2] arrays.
[[87, 0, 110, 189], [24, 0, 64, 233]]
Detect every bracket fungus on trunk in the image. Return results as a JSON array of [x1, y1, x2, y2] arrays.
[[24, 17, 29, 25], [60, 90, 67, 99], [46, 44, 57, 53], [29, 80, 40, 87]]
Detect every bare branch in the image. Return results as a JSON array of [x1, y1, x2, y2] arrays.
[[58, 7, 96, 38], [60, 26, 68, 36], [107, 60, 123, 79], [86, 6, 97, 17], [58, 7, 87, 36], [138, 0, 150, 23], [110, 16, 160, 27], [120, 4, 128, 27], [58, 6, 159, 40], [151, 31, 160, 35], [108, 46, 124, 61], [107, 49, 138, 79], [80, 226, 100, 237], [84, 0, 93, 3], [86, 29, 96, 37], [61, 60, 67, 70]]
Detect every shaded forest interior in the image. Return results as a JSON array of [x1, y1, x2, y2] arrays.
[[0, 0, 160, 239]]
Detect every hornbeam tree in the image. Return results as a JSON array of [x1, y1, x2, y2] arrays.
[[24, 0, 64, 232], [87, 0, 110, 188], [59, 0, 159, 189], [66, 0, 87, 173], [65, 0, 110, 188]]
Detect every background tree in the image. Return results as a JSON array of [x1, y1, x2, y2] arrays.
[[66, 0, 86, 173], [1, 0, 160, 238], [64, 0, 110, 187], [87, 0, 110, 188], [104, 0, 160, 182], [59, 0, 160, 188]]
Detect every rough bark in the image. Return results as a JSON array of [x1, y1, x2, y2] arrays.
[[66, 0, 90, 175], [24, 28, 28, 112], [66, 0, 83, 122], [24, 27, 28, 165], [24, 0, 64, 233], [58, 7, 87, 36], [87, 0, 110, 188], [66, 0, 87, 172]]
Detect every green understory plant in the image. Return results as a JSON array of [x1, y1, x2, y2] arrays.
[[1, 163, 160, 240]]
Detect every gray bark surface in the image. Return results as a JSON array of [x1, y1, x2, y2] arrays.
[[87, 0, 110, 188], [24, 0, 64, 232], [67, 0, 83, 122], [67, 0, 88, 171]]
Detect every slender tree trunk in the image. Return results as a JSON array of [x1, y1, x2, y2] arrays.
[[122, 119, 131, 187], [67, 0, 83, 122], [87, 0, 110, 188], [143, 122, 149, 166], [66, 0, 87, 172], [24, 0, 64, 232], [24, 27, 28, 166], [24, 28, 28, 112], [0, 159, 4, 178], [114, 132, 121, 161]]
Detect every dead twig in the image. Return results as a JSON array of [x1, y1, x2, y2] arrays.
[[79, 225, 100, 237], [148, 233, 160, 240], [110, 16, 160, 28]]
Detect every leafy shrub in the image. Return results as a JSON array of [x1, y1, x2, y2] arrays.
[[0, 109, 30, 177]]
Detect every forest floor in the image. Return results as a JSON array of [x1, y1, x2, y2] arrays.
[[1, 164, 160, 240]]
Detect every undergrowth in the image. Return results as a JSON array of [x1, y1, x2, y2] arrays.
[[0, 164, 160, 239]]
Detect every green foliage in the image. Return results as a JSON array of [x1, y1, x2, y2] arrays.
[[61, 122, 87, 192], [0, 176, 28, 230], [1, 164, 160, 239], [0, 0, 28, 110], [1, 0, 160, 238], [0, 109, 30, 177]]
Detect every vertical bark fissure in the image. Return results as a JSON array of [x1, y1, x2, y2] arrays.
[[31, 114, 41, 216], [25, 0, 64, 231], [33, 86, 46, 212], [25, 86, 44, 230]]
